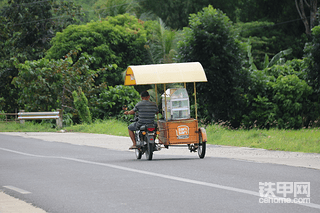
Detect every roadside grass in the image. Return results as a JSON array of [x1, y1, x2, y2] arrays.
[[64, 119, 129, 137], [207, 124, 320, 153], [0, 121, 57, 132], [1, 120, 319, 153]]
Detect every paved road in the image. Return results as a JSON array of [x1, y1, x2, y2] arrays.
[[0, 133, 319, 213]]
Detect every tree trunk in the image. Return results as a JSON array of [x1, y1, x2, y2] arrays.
[[295, 0, 318, 35], [310, 0, 318, 30]]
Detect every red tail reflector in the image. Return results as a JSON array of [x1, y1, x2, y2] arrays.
[[147, 128, 155, 131], [150, 138, 154, 140]]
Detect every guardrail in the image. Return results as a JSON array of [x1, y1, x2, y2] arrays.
[[18, 110, 62, 128]]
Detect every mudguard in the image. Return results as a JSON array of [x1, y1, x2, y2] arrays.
[[199, 127, 207, 142]]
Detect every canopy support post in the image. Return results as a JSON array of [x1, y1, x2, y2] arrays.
[[194, 82, 197, 120], [164, 84, 167, 121], [155, 84, 159, 120]]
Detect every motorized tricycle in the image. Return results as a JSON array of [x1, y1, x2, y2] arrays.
[[124, 62, 208, 160]]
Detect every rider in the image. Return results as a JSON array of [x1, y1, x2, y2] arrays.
[[124, 91, 158, 149]]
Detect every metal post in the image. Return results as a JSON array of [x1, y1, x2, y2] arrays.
[[56, 109, 63, 128], [19, 110, 25, 124]]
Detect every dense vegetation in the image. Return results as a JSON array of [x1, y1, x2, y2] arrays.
[[1, 0, 320, 130]]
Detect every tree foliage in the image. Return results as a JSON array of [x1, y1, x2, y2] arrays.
[[305, 26, 320, 94], [303, 25, 320, 125], [0, 0, 84, 112], [144, 18, 177, 64], [234, 21, 307, 69], [242, 60, 312, 129], [92, 85, 140, 121], [73, 87, 92, 124], [178, 5, 248, 125], [295, 0, 318, 35], [46, 14, 149, 86], [94, 0, 139, 18], [139, 0, 240, 29], [1, 0, 83, 60], [12, 50, 103, 113]]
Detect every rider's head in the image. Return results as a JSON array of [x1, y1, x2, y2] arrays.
[[140, 91, 150, 100]]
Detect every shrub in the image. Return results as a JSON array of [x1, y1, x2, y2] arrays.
[[177, 5, 248, 125], [73, 88, 92, 124], [46, 14, 149, 86], [268, 75, 312, 129], [13, 50, 102, 113], [92, 85, 140, 121]]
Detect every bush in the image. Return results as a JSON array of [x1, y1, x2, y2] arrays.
[[13, 50, 102, 113], [73, 87, 92, 124], [177, 5, 248, 125], [46, 14, 149, 86], [92, 85, 140, 121], [268, 74, 312, 129], [241, 62, 312, 129]]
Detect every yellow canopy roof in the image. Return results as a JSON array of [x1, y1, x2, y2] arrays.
[[124, 62, 207, 85]]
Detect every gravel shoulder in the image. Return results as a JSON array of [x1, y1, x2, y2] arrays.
[[1, 132, 319, 170]]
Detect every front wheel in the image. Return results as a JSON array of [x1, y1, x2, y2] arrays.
[[145, 142, 153, 160], [198, 134, 206, 159]]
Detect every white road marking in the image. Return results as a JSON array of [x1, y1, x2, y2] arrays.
[[1, 147, 320, 210], [3, 186, 31, 194]]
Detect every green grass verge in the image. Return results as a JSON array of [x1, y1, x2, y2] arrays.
[[207, 124, 320, 153], [64, 119, 129, 137], [1, 120, 319, 153], [0, 121, 57, 132]]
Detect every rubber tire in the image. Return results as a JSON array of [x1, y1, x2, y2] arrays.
[[135, 149, 142, 159], [198, 134, 206, 159], [145, 141, 153, 160]]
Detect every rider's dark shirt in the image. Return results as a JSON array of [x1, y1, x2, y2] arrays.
[[133, 100, 158, 126]]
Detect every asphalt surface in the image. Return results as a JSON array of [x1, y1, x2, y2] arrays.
[[0, 132, 320, 213]]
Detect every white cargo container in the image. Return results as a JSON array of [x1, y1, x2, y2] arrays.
[[162, 88, 190, 120]]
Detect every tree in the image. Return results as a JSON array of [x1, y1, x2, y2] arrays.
[[144, 18, 177, 64], [92, 85, 140, 120], [139, 0, 240, 29], [73, 87, 92, 124], [305, 26, 320, 92], [303, 26, 320, 124], [1, 0, 83, 60], [94, 0, 139, 18], [295, 0, 318, 35], [242, 59, 312, 129], [0, 0, 83, 112], [46, 14, 149, 86], [12, 50, 103, 113], [235, 21, 283, 69], [177, 5, 248, 125]]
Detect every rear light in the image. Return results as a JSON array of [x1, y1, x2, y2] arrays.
[[150, 138, 154, 140], [147, 128, 155, 131]]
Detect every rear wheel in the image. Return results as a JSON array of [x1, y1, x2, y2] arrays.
[[135, 149, 142, 159], [198, 134, 206, 159], [145, 142, 153, 160]]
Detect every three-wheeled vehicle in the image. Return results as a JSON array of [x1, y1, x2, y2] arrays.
[[124, 62, 208, 160]]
